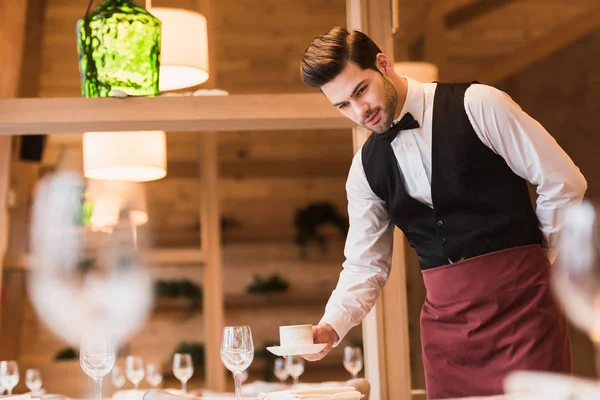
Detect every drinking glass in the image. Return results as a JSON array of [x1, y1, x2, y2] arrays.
[[80, 340, 116, 400], [28, 171, 154, 350], [125, 356, 145, 389], [285, 356, 304, 387], [111, 365, 126, 389], [343, 346, 364, 379], [220, 326, 254, 400], [273, 358, 289, 383], [25, 368, 43, 392], [0, 361, 19, 395], [146, 363, 163, 388], [173, 353, 193, 394], [552, 201, 600, 373]]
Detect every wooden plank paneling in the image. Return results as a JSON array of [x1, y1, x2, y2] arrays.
[[476, 6, 600, 83]]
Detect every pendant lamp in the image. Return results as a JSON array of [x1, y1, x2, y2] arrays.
[[151, 7, 210, 92], [83, 131, 167, 182], [76, 0, 161, 97]]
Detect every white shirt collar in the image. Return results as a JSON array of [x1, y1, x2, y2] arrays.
[[391, 76, 425, 128]]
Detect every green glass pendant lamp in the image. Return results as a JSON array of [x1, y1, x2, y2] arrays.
[[76, 0, 161, 97]]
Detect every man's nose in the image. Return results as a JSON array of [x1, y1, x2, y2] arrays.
[[354, 102, 369, 119]]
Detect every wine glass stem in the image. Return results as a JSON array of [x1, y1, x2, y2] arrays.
[[182, 380, 187, 394], [233, 371, 242, 400], [93, 377, 102, 400], [352, 372, 357, 379], [294, 376, 299, 387], [134, 381, 139, 390]]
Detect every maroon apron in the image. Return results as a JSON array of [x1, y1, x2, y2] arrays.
[[420, 244, 571, 399]]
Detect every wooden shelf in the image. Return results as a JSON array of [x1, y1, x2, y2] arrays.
[[154, 290, 330, 312], [0, 94, 354, 135]]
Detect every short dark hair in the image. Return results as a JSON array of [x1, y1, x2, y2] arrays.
[[300, 26, 382, 88]]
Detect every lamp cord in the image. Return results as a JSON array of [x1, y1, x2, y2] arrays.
[[85, 0, 94, 19]]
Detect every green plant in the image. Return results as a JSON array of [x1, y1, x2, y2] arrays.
[[245, 274, 290, 295], [155, 279, 203, 318], [54, 347, 78, 361], [173, 342, 205, 377]]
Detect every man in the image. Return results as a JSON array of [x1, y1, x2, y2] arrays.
[[300, 26, 587, 399]]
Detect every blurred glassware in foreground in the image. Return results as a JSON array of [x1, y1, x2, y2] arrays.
[[552, 200, 600, 373], [27, 170, 154, 349]]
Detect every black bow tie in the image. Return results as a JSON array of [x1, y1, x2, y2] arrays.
[[377, 112, 420, 142]]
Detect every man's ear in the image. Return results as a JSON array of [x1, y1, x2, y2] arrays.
[[376, 53, 393, 75]]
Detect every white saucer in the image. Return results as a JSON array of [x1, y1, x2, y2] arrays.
[[266, 343, 327, 357]]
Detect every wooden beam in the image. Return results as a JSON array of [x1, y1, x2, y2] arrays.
[[199, 133, 226, 391], [140, 248, 204, 266], [0, 94, 353, 135], [445, 0, 517, 30], [0, 0, 31, 361], [5, 248, 206, 270], [194, 0, 226, 390], [167, 160, 351, 179], [478, 6, 600, 84], [347, 1, 412, 400]]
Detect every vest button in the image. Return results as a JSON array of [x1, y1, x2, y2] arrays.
[[440, 237, 447, 244], [437, 220, 443, 226]]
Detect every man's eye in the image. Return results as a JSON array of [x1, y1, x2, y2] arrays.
[[357, 86, 366, 95], [338, 103, 347, 110]]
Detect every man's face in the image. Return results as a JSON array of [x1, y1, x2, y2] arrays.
[[321, 61, 397, 134]]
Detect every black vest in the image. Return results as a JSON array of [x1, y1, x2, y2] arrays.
[[361, 82, 543, 270]]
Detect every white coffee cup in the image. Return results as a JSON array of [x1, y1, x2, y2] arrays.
[[279, 324, 314, 347]]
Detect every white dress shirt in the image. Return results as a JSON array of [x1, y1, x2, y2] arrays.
[[321, 77, 588, 344]]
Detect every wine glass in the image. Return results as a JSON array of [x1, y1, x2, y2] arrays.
[[273, 358, 289, 383], [173, 353, 193, 394], [285, 356, 304, 387], [146, 363, 163, 388], [552, 200, 600, 373], [220, 326, 254, 400], [111, 365, 126, 389], [80, 340, 116, 400], [25, 368, 43, 392], [125, 356, 145, 389], [0, 361, 19, 395], [27, 171, 154, 351], [343, 346, 363, 379]]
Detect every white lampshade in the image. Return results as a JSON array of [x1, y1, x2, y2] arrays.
[[394, 62, 439, 83], [86, 180, 149, 230], [151, 7, 209, 92], [83, 131, 167, 182]]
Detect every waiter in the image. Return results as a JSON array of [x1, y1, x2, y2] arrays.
[[299, 27, 587, 399]]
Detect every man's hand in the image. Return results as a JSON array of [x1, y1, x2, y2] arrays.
[[302, 322, 339, 362]]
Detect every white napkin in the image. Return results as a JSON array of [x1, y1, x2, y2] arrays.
[[503, 370, 600, 400], [258, 386, 363, 400], [1, 395, 32, 400]]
